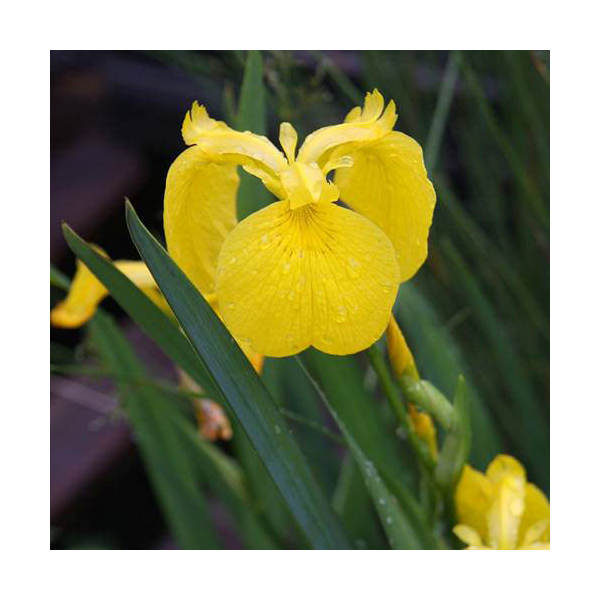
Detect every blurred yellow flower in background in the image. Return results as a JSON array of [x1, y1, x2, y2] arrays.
[[454, 454, 550, 550], [166, 90, 435, 357]]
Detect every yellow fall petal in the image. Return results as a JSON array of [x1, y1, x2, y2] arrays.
[[215, 200, 400, 357], [334, 131, 436, 283], [164, 145, 239, 295], [51, 258, 164, 328], [455, 464, 494, 542]]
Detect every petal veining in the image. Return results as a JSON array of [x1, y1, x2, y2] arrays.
[[215, 200, 400, 357]]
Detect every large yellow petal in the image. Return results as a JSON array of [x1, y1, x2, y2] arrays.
[[215, 200, 400, 357], [334, 131, 436, 283], [455, 464, 494, 542], [51, 258, 166, 328], [164, 145, 239, 295]]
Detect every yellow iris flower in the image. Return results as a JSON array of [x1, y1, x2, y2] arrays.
[[166, 89, 435, 357], [453, 454, 550, 550]]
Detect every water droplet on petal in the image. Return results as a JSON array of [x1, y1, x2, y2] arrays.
[[282, 262, 291, 274], [334, 305, 348, 323], [260, 234, 270, 248]]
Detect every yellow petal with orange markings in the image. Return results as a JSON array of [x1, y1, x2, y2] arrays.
[[334, 131, 436, 283], [455, 464, 494, 543], [164, 145, 239, 296], [215, 200, 400, 357]]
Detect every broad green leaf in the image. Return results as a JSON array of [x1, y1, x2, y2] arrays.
[[235, 50, 270, 220], [88, 310, 220, 549], [124, 201, 350, 549]]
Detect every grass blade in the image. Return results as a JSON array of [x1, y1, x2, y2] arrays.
[[297, 357, 430, 549], [235, 50, 270, 220], [124, 201, 350, 549], [89, 311, 220, 549]]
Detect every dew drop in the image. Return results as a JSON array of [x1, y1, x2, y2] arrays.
[[282, 262, 291, 274], [260, 234, 270, 248], [274, 425, 281, 435], [386, 517, 393, 525], [226, 302, 236, 310], [229, 256, 237, 265]]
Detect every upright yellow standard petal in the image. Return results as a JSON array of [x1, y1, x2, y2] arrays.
[[164, 146, 239, 295], [215, 201, 400, 357], [182, 101, 287, 190], [334, 131, 436, 283], [297, 90, 397, 165]]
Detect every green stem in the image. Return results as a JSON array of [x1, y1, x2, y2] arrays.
[[365, 345, 435, 471]]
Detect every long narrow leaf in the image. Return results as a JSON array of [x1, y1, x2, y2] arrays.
[[124, 201, 350, 549]]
